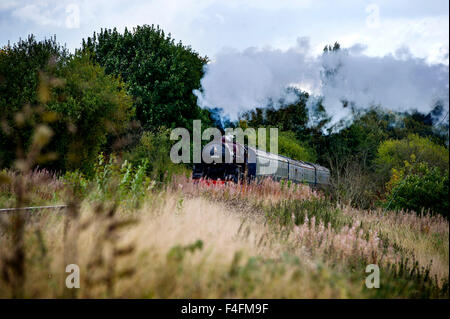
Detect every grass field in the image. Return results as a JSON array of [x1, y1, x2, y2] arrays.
[[0, 169, 448, 298]]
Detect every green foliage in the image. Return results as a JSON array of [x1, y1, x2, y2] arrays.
[[0, 36, 67, 168], [48, 52, 134, 174], [375, 134, 449, 183], [82, 25, 212, 130], [242, 88, 309, 133], [130, 159, 150, 203], [60, 153, 155, 206], [63, 170, 89, 198], [385, 161, 449, 218], [124, 128, 191, 182], [89, 153, 153, 206], [167, 240, 204, 263], [0, 36, 134, 174], [93, 152, 116, 194], [309, 110, 448, 209], [277, 131, 317, 162], [318, 109, 394, 169], [0, 35, 68, 111]]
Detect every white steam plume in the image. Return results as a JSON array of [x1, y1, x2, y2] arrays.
[[194, 38, 449, 129]]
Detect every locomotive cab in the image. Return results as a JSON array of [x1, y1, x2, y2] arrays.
[[192, 137, 245, 182]]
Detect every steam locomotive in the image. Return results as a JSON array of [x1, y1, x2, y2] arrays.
[[192, 136, 330, 187]]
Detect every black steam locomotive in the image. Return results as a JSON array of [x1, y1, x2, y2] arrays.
[[192, 137, 330, 187]]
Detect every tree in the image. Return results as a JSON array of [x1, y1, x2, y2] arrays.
[[241, 88, 310, 135], [385, 161, 449, 218], [0, 36, 134, 174], [375, 134, 449, 183], [277, 131, 317, 162], [82, 25, 212, 131], [0, 36, 68, 168], [48, 52, 134, 173]]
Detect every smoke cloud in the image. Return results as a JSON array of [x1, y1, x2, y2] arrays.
[[194, 38, 449, 129]]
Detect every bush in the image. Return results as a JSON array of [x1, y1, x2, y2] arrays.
[[375, 134, 449, 183], [124, 128, 191, 183], [48, 52, 134, 174], [327, 158, 378, 209], [66, 153, 155, 207], [0, 36, 134, 174], [0, 35, 67, 168], [385, 161, 449, 218]]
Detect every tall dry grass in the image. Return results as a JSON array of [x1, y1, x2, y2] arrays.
[[0, 169, 64, 207], [0, 192, 361, 298], [172, 175, 321, 205], [340, 205, 449, 283], [0, 179, 447, 298]]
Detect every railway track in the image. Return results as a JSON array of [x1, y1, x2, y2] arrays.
[[0, 205, 68, 213]]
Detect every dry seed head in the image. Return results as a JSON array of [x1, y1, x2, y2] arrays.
[[14, 112, 25, 126], [32, 125, 54, 148], [14, 159, 28, 172]]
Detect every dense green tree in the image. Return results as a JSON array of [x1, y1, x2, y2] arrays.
[[242, 88, 309, 135], [316, 109, 394, 168], [278, 131, 317, 162], [385, 161, 449, 218], [48, 53, 134, 173], [0, 36, 134, 174], [0, 36, 67, 168], [82, 25, 212, 131], [375, 134, 449, 183]]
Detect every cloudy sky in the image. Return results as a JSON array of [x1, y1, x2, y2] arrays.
[[1, 0, 448, 63]]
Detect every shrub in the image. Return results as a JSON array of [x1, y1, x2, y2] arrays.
[[0, 36, 67, 168], [0, 36, 134, 174], [47, 52, 134, 174], [60, 154, 154, 207], [385, 161, 449, 218], [327, 158, 378, 209], [375, 134, 449, 183], [124, 128, 191, 183], [63, 170, 89, 198]]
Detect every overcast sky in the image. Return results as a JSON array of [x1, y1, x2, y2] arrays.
[[1, 0, 448, 64]]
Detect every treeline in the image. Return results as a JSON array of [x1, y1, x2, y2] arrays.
[[238, 44, 449, 216], [0, 26, 448, 217], [0, 26, 213, 179], [242, 99, 449, 216]]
